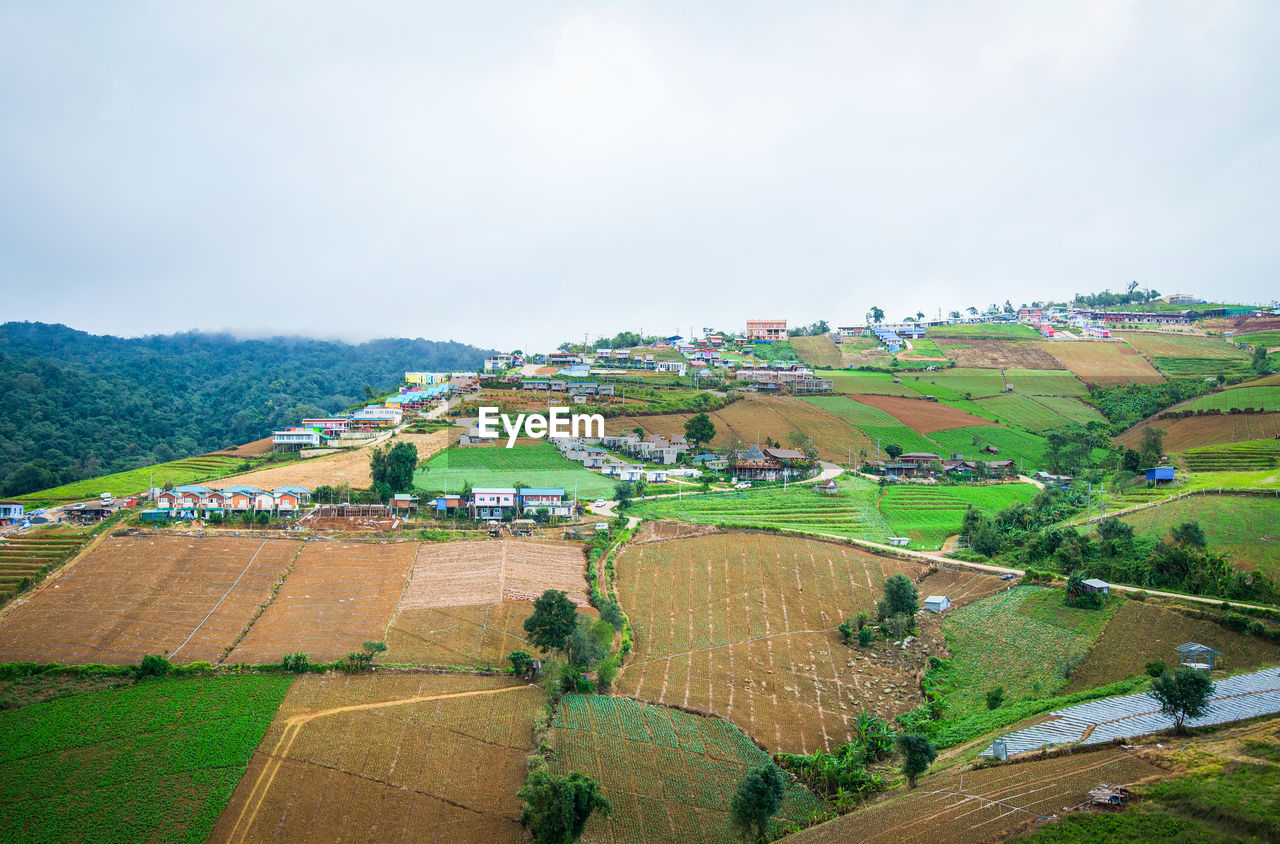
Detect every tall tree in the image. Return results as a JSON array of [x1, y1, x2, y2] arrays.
[[684, 413, 716, 450], [896, 733, 937, 787], [883, 574, 919, 616], [729, 764, 786, 842], [1150, 668, 1214, 734], [867, 306, 885, 325], [518, 769, 610, 844], [523, 590, 578, 655]]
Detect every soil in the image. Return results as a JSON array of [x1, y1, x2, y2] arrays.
[[943, 340, 1066, 370], [219, 430, 450, 490], [1038, 341, 1165, 386], [848, 394, 999, 435]]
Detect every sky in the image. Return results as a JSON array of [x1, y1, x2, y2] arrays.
[[1, 1, 1278, 351]]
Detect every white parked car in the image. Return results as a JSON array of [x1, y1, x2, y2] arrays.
[[594, 499, 607, 508], [734, 482, 752, 490]]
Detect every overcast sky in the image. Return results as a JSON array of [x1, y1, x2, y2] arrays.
[[2, 2, 1277, 350]]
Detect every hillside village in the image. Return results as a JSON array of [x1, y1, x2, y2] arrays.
[[3, 292, 1280, 844]]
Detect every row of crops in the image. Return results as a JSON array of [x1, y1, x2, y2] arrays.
[[630, 484, 889, 538], [0, 533, 92, 591], [1182, 440, 1280, 471]]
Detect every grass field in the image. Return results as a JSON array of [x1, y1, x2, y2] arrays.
[[15, 453, 247, 505], [550, 695, 825, 844], [415, 441, 617, 497], [929, 426, 1049, 470], [878, 483, 1038, 548], [1002, 368, 1088, 395], [613, 532, 1001, 752], [1116, 494, 1280, 580], [904, 368, 1007, 398], [0, 675, 292, 843], [814, 370, 925, 396], [938, 587, 1116, 717], [212, 673, 540, 843], [975, 395, 1068, 431], [1183, 385, 1280, 413], [929, 323, 1042, 340], [1039, 341, 1165, 386], [1180, 440, 1280, 472], [1119, 332, 1250, 360]]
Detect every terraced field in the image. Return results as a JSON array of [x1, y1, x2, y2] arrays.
[[0, 531, 93, 593], [1152, 357, 1256, 378], [1116, 411, 1280, 452], [814, 370, 925, 396], [15, 453, 247, 505], [878, 483, 1039, 549], [1039, 341, 1165, 386], [903, 368, 1008, 398], [929, 426, 1049, 471], [1119, 332, 1249, 360], [549, 695, 824, 844], [629, 481, 889, 539], [975, 395, 1066, 431], [790, 335, 845, 368], [1002, 368, 1088, 396], [1029, 395, 1107, 426], [1183, 385, 1280, 413], [1180, 440, 1280, 472]]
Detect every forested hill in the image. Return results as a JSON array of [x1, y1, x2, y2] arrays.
[[0, 322, 494, 496]]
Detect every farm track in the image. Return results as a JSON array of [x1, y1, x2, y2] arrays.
[[223, 682, 533, 844]]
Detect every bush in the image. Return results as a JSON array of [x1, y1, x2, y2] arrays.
[[596, 657, 619, 691], [136, 654, 172, 679], [1220, 612, 1253, 633], [282, 652, 310, 673], [1145, 660, 1167, 678], [837, 620, 855, 644], [985, 686, 1004, 710], [857, 627, 875, 647]]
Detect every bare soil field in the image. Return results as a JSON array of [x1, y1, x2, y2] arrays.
[[0, 535, 299, 665], [613, 532, 1001, 753], [849, 394, 999, 435], [227, 540, 418, 664], [1065, 599, 1280, 693], [632, 521, 725, 544], [212, 672, 540, 844], [221, 430, 450, 490], [210, 436, 276, 458], [942, 340, 1065, 370], [607, 395, 871, 463], [1115, 412, 1280, 452], [790, 748, 1163, 843], [1038, 341, 1165, 386], [386, 539, 591, 667]]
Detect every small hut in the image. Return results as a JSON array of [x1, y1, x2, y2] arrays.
[[924, 595, 951, 613], [1081, 578, 1110, 595], [1176, 642, 1220, 671]]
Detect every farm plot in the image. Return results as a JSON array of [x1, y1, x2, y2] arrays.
[[790, 335, 845, 368], [415, 440, 616, 498], [1116, 412, 1280, 452], [929, 426, 1049, 471], [0, 675, 292, 843], [878, 484, 1038, 549], [974, 395, 1066, 431], [227, 540, 417, 664], [15, 454, 246, 505], [0, 535, 300, 665], [803, 396, 943, 454], [1038, 341, 1164, 386], [1029, 395, 1107, 426], [789, 748, 1163, 844], [1183, 385, 1280, 413], [0, 531, 94, 593], [226, 430, 450, 491], [815, 370, 925, 397], [1180, 440, 1280, 472], [1118, 331, 1250, 360], [848, 394, 998, 434], [385, 540, 592, 667], [1152, 357, 1256, 378], [1066, 599, 1280, 693], [903, 368, 1008, 399], [628, 480, 890, 540], [942, 340, 1066, 370], [929, 323, 1042, 340], [1002, 368, 1088, 396], [613, 532, 993, 753], [212, 673, 540, 844], [938, 587, 1116, 718], [549, 695, 825, 844]]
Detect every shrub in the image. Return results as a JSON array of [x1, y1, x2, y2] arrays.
[[596, 657, 619, 691], [837, 620, 855, 644], [1220, 612, 1252, 633], [1145, 660, 1167, 678], [985, 686, 1004, 710], [857, 627, 875, 647], [136, 654, 172, 679], [282, 652, 310, 673]]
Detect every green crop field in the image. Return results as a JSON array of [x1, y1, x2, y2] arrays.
[[1184, 386, 1280, 413], [1002, 369, 1088, 396], [937, 587, 1116, 717], [16, 454, 247, 505], [630, 479, 889, 539], [928, 426, 1048, 471], [906, 368, 1008, 399], [415, 441, 616, 497], [1180, 440, 1280, 472], [1031, 396, 1107, 426], [975, 395, 1066, 431], [878, 483, 1038, 548], [550, 695, 824, 844], [1119, 494, 1280, 580], [0, 675, 292, 842], [815, 370, 924, 396], [1152, 357, 1256, 378], [803, 397, 944, 453], [903, 337, 946, 357], [929, 323, 1042, 340]]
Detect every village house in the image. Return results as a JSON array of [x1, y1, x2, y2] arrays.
[[432, 494, 464, 514], [301, 418, 350, 435], [350, 406, 402, 430], [745, 319, 787, 342], [272, 427, 323, 451], [0, 502, 25, 524], [391, 493, 419, 512], [519, 488, 575, 518], [470, 488, 518, 520]]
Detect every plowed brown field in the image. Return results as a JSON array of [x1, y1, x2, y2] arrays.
[[849, 394, 998, 434], [613, 532, 1000, 753], [220, 430, 450, 490], [606, 395, 871, 462], [943, 340, 1065, 370], [0, 535, 299, 665], [1039, 341, 1165, 386], [789, 748, 1163, 843], [1116, 412, 1280, 451], [386, 539, 591, 667], [212, 673, 540, 844], [227, 540, 418, 664]]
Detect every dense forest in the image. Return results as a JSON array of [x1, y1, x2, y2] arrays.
[[0, 322, 493, 495]]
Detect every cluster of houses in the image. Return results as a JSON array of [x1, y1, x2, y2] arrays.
[[433, 487, 577, 521], [734, 363, 833, 393], [150, 485, 313, 518], [865, 452, 1017, 480], [731, 444, 815, 481], [551, 433, 690, 483]]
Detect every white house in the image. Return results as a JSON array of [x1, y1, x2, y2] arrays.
[[924, 595, 951, 613], [273, 427, 322, 450]]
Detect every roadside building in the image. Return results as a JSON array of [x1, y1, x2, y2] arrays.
[[470, 488, 518, 520], [1081, 578, 1110, 596], [273, 427, 322, 451], [0, 502, 25, 524], [745, 319, 787, 342]]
